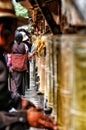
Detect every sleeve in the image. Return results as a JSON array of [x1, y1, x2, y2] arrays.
[[0, 55, 12, 110], [31, 43, 35, 53], [7, 54, 12, 68], [24, 44, 28, 53], [0, 110, 28, 129]]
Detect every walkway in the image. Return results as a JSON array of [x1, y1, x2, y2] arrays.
[[24, 60, 47, 130]]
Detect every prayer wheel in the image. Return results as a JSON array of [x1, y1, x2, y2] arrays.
[[37, 56, 41, 78], [70, 35, 86, 130], [36, 36, 46, 93], [35, 36, 46, 77], [57, 35, 74, 130], [44, 34, 54, 111], [53, 36, 60, 121], [39, 56, 46, 93], [44, 35, 50, 107], [57, 36, 62, 129], [48, 36, 54, 109], [44, 35, 59, 120], [35, 37, 42, 78]]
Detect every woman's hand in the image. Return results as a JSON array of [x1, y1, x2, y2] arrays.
[[9, 66, 13, 72]]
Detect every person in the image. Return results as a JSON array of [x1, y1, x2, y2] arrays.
[[9, 31, 28, 96], [18, 28, 36, 55], [19, 30, 36, 88], [0, 0, 57, 130]]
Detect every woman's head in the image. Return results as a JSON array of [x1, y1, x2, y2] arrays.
[[15, 31, 23, 43]]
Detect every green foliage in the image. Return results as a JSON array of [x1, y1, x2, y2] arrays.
[[14, 3, 28, 18]]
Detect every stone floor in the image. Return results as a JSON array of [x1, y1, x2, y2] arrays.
[[24, 61, 47, 130], [24, 89, 46, 130]]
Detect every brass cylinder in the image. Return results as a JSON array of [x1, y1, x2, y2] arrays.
[[45, 36, 50, 104], [48, 36, 54, 109], [53, 36, 59, 121], [57, 35, 74, 130], [39, 57, 46, 93], [44, 35, 54, 109], [37, 56, 41, 77], [70, 35, 86, 130]]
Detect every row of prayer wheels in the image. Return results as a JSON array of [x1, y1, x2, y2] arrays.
[[34, 34, 86, 130]]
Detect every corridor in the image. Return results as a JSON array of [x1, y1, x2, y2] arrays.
[[24, 60, 50, 130]]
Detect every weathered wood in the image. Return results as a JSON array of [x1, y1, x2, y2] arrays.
[[36, 0, 61, 34], [61, 0, 86, 34], [17, 16, 28, 26]]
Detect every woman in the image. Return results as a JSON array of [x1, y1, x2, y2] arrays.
[[10, 31, 27, 96]]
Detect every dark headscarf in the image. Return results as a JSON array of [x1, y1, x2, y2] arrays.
[[15, 31, 23, 44]]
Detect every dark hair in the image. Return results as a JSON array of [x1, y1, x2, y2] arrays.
[[15, 31, 23, 42]]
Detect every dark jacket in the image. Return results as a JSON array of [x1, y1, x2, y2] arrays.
[[0, 54, 21, 110], [0, 110, 27, 129], [0, 52, 28, 129], [0, 54, 11, 111]]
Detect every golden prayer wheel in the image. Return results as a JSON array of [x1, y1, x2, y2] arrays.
[[44, 35, 50, 105], [53, 36, 60, 121], [57, 35, 75, 130], [44, 35, 54, 111], [36, 34, 86, 130], [36, 56, 41, 78], [39, 57, 46, 94], [48, 36, 54, 109], [35, 36, 46, 79], [44, 35, 59, 120], [70, 35, 86, 130], [70, 114, 86, 130], [38, 36, 46, 93], [34, 37, 41, 78], [56, 36, 62, 128]]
